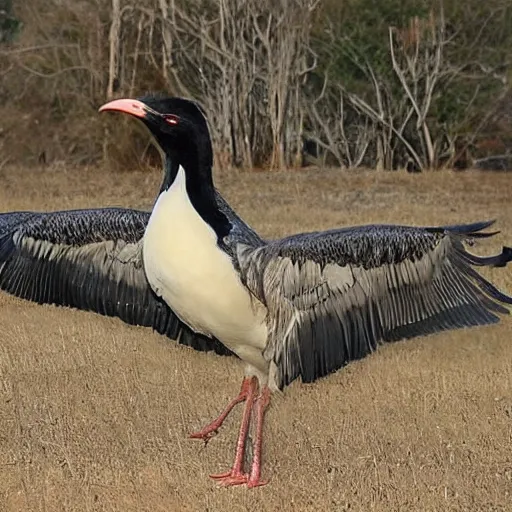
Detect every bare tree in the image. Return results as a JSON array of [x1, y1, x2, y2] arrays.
[[388, 11, 445, 168], [107, 0, 121, 99], [4, 0, 510, 168], [305, 74, 374, 168], [252, 0, 318, 168], [151, 0, 318, 169]]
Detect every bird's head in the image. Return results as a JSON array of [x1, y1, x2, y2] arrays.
[[99, 94, 213, 170], [99, 94, 229, 235]]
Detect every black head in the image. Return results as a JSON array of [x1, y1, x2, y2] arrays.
[[99, 94, 230, 238], [99, 94, 213, 170]]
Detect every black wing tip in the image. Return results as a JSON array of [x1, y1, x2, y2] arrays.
[[426, 220, 501, 240], [491, 246, 512, 268], [459, 219, 496, 232], [461, 245, 512, 269], [443, 220, 512, 271], [443, 219, 497, 235]]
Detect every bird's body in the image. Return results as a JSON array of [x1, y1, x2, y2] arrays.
[[96, 95, 508, 487], [0, 94, 510, 488], [144, 165, 268, 372]]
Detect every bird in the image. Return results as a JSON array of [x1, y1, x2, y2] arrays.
[[0, 203, 262, 357], [97, 94, 512, 488]]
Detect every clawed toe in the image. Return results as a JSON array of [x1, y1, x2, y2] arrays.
[[189, 429, 218, 441], [247, 477, 269, 488], [210, 471, 248, 486]]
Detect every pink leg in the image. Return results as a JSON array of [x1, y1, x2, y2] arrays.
[[247, 386, 271, 488], [210, 376, 258, 486], [189, 376, 254, 442]]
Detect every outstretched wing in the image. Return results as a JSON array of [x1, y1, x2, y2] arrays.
[[0, 208, 233, 356], [237, 221, 512, 389]]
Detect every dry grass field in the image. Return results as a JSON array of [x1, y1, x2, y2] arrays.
[[0, 165, 511, 511]]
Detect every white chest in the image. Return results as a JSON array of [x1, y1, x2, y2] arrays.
[[142, 167, 267, 355]]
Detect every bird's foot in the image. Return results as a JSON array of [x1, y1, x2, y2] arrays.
[[210, 470, 248, 487], [189, 427, 219, 443], [189, 377, 256, 444], [247, 476, 269, 489]]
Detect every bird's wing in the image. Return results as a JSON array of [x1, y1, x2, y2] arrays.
[[0, 208, 233, 356], [236, 221, 512, 388]]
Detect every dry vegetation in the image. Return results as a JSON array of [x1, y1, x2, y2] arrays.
[[2, 0, 511, 170], [0, 164, 511, 511]]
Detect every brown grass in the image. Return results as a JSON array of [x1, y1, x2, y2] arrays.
[[0, 165, 511, 511]]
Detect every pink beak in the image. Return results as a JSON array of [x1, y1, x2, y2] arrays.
[[99, 98, 147, 118]]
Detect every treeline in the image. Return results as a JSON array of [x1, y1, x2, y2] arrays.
[[1, 0, 511, 170]]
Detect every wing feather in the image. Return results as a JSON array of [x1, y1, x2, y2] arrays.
[[238, 222, 511, 389], [0, 208, 233, 356]]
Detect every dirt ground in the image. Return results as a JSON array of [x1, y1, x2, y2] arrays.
[[0, 165, 511, 512]]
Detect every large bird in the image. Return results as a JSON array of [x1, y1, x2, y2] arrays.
[[97, 95, 512, 488]]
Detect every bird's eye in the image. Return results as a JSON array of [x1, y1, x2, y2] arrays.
[[163, 114, 179, 126]]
